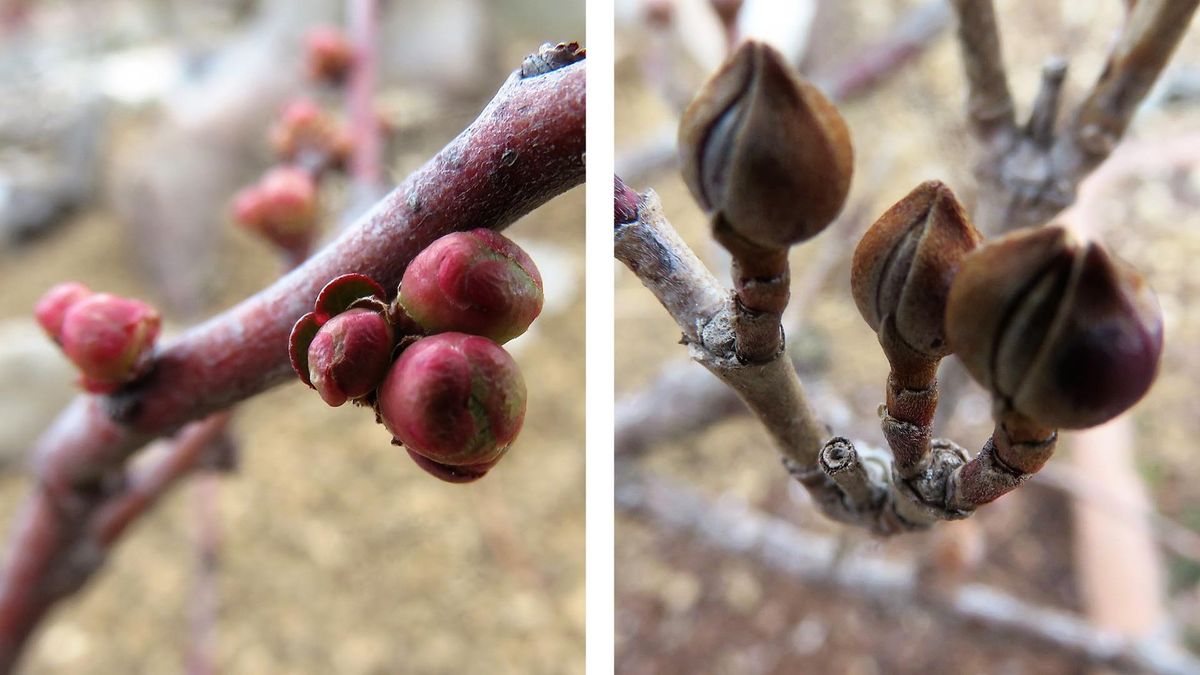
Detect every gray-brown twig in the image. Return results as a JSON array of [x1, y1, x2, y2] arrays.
[[617, 464, 1200, 675], [950, 0, 1200, 233]]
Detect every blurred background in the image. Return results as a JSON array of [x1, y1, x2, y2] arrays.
[[615, 0, 1200, 673], [0, 0, 583, 673]]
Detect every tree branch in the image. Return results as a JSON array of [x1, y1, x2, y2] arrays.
[[0, 50, 584, 673], [617, 464, 1200, 675], [952, 0, 1199, 233], [947, 0, 1016, 149]]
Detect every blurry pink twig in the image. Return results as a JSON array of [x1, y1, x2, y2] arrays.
[[348, 0, 384, 200]]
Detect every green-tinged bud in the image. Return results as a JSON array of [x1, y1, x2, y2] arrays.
[[851, 181, 982, 359], [399, 229, 543, 344], [679, 40, 853, 251], [377, 332, 526, 483], [947, 226, 1163, 429]]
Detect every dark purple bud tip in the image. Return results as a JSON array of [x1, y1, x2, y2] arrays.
[[307, 308, 395, 406], [313, 273, 387, 322], [35, 282, 93, 344], [289, 312, 322, 386], [377, 332, 526, 480], [399, 229, 544, 344], [404, 448, 500, 484], [59, 292, 161, 393], [948, 226, 1163, 429]]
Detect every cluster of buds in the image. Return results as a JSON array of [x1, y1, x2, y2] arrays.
[[305, 26, 355, 86], [852, 180, 1164, 435], [35, 283, 161, 394], [269, 99, 353, 174], [288, 229, 544, 482], [233, 166, 320, 258]]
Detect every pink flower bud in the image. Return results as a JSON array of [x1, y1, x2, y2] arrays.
[[307, 308, 394, 407], [377, 332, 526, 483], [59, 293, 161, 393], [305, 26, 355, 85], [399, 229, 543, 344], [270, 99, 353, 172], [234, 167, 319, 253], [35, 282, 93, 343]]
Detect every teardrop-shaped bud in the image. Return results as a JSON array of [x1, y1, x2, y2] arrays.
[[59, 293, 161, 393], [35, 282, 93, 344], [377, 332, 526, 483], [947, 226, 1163, 429], [850, 181, 982, 359], [679, 40, 853, 250], [234, 167, 319, 254], [399, 229, 543, 344], [306, 308, 394, 406]]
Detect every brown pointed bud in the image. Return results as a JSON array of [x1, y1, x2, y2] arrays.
[[679, 40, 853, 250], [947, 226, 1163, 429], [850, 181, 982, 359]]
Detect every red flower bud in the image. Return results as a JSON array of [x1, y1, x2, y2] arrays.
[[947, 226, 1163, 429], [59, 293, 161, 393], [399, 229, 543, 344], [305, 26, 355, 85], [35, 282, 93, 343], [234, 167, 319, 253], [270, 99, 353, 172], [306, 308, 394, 406], [377, 332, 526, 483]]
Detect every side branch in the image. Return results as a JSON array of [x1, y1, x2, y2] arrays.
[[948, 0, 1016, 148]]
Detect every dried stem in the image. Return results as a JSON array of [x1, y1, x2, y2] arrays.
[[616, 180, 1066, 535], [947, 0, 1016, 149], [951, 0, 1199, 233], [0, 53, 584, 673]]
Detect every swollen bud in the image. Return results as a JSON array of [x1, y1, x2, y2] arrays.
[[399, 229, 543, 344], [58, 293, 161, 393], [679, 40, 853, 250], [307, 308, 394, 406], [850, 181, 982, 359], [234, 167, 319, 253], [947, 226, 1163, 429], [35, 282, 93, 343], [270, 99, 353, 172], [377, 332, 526, 483], [305, 26, 355, 85]]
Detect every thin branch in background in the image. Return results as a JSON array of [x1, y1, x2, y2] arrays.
[[0, 51, 585, 673], [947, 0, 1016, 149], [617, 464, 1200, 675], [616, 0, 951, 182], [814, 0, 952, 103], [348, 0, 384, 206], [949, 0, 1200, 233]]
